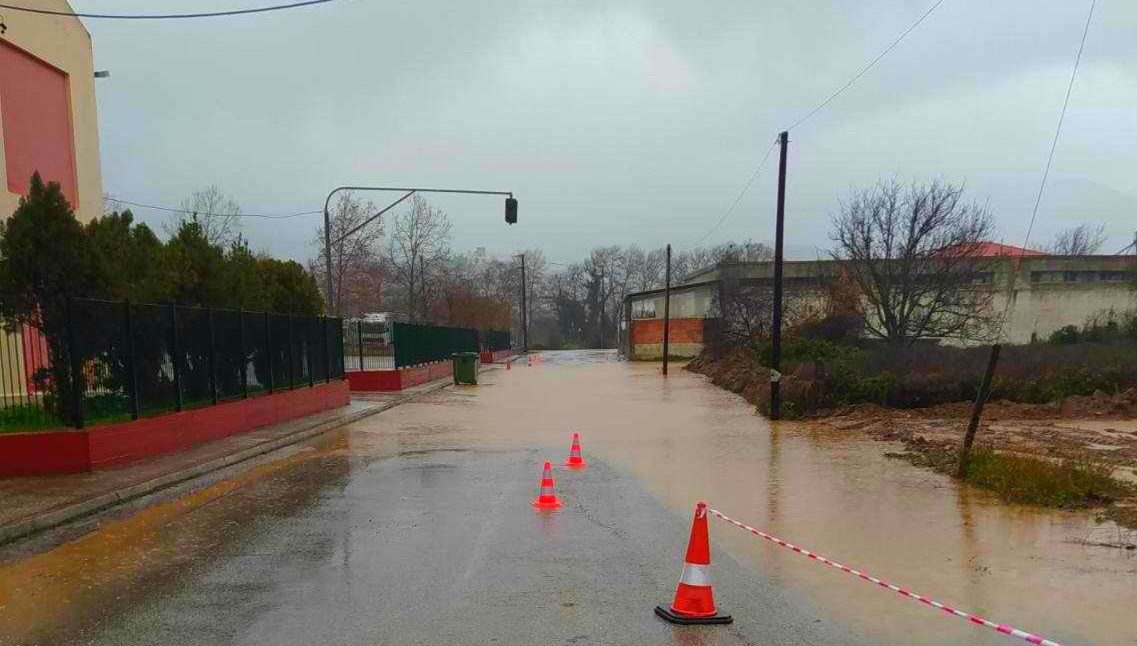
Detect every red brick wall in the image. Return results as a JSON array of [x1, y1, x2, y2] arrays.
[[631, 318, 704, 344]]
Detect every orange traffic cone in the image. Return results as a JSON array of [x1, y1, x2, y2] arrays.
[[531, 460, 562, 509], [655, 502, 732, 625], [564, 431, 586, 468]]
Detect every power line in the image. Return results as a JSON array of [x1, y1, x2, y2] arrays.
[[109, 198, 319, 219], [0, 0, 342, 20], [784, 0, 949, 133], [1016, 0, 1096, 259], [999, 0, 1096, 341], [689, 139, 778, 248]]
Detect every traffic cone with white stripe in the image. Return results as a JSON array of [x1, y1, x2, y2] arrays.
[[531, 460, 562, 509], [564, 431, 586, 468], [655, 501, 732, 625]]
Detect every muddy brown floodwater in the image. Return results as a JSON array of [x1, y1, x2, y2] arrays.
[[373, 350, 1136, 645]]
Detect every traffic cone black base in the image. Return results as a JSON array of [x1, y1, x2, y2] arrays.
[[654, 605, 732, 625]]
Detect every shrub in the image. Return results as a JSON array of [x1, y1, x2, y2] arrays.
[[738, 337, 1137, 415]]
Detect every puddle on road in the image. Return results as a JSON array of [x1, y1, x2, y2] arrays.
[[360, 349, 1137, 645]]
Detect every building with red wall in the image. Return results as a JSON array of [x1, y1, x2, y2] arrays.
[[1, 1, 104, 221]]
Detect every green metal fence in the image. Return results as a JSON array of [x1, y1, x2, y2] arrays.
[[14, 298, 345, 430], [392, 322, 479, 368], [481, 330, 511, 351]]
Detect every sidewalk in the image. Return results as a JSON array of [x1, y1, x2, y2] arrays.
[[0, 375, 462, 546]]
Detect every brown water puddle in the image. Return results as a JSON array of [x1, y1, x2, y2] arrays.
[[361, 351, 1136, 645]]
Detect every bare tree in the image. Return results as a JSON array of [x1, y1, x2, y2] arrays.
[[671, 239, 772, 283], [386, 194, 452, 321], [1046, 222, 1107, 256], [624, 246, 667, 292], [309, 191, 384, 316], [170, 186, 242, 246], [830, 178, 998, 346]]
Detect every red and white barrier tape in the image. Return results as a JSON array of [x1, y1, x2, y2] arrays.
[[707, 508, 1068, 646]]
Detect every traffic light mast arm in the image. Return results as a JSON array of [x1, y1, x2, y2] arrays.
[[321, 185, 518, 315]]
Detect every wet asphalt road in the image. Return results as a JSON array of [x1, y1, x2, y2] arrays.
[[70, 445, 862, 645], [2, 351, 867, 646]]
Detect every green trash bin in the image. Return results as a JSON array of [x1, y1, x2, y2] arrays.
[[452, 352, 479, 385]]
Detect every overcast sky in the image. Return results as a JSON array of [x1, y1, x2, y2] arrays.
[[73, 0, 1137, 263]]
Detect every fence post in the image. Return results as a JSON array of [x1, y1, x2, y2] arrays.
[[323, 316, 331, 384], [337, 320, 345, 377], [66, 296, 84, 429], [124, 300, 140, 420], [265, 311, 274, 394], [239, 308, 248, 399], [170, 302, 183, 412], [208, 307, 218, 405], [288, 314, 296, 390], [957, 344, 1002, 478], [307, 316, 315, 388], [357, 320, 365, 372]]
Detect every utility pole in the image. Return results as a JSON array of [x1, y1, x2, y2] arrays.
[[322, 185, 517, 316], [957, 344, 1002, 478], [662, 243, 672, 376], [519, 254, 529, 353], [770, 131, 789, 420]]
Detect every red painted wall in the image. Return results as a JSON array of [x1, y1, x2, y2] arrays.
[[346, 370, 402, 391], [0, 380, 350, 475], [346, 360, 461, 392], [631, 318, 704, 344], [0, 40, 79, 207]]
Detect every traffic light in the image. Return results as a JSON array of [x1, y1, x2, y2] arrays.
[[505, 197, 518, 225]]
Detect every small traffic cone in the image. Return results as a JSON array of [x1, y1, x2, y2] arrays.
[[655, 502, 732, 625], [564, 431, 586, 468], [531, 460, 562, 509]]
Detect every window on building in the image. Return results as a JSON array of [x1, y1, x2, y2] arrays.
[[631, 300, 657, 319]]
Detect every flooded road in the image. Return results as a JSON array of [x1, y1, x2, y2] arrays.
[[1, 350, 1133, 644]]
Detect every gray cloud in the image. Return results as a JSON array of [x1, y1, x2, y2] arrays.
[[78, 0, 1137, 262]]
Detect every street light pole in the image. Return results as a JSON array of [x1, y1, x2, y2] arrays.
[[322, 185, 516, 316]]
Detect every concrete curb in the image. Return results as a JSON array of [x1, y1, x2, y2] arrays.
[[0, 374, 464, 547]]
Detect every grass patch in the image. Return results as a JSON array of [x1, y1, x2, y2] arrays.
[[0, 404, 60, 433], [963, 448, 1130, 508]]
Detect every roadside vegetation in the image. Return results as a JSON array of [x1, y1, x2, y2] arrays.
[[689, 310, 1137, 418]]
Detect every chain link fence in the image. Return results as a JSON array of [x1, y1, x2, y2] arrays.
[[0, 298, 344, 432]]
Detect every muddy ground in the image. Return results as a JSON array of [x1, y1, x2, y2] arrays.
[[686, 353, 1137, 533]]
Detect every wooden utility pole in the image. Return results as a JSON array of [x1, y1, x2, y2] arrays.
[[956, 344, 1002, 478], [770, 131, 789, 420], [519, 254, 529, 352], [663, 244, 672, 376]]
